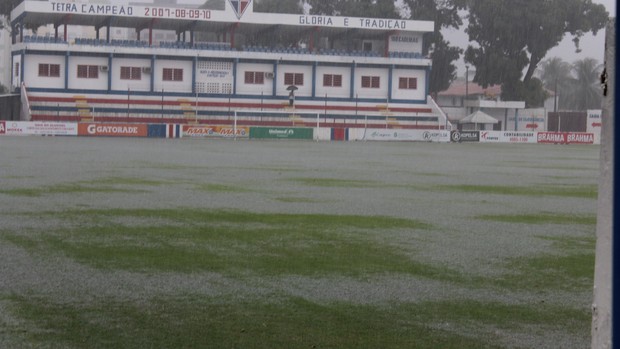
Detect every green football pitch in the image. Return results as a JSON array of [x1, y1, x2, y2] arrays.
[[0, 137, 599, 348]]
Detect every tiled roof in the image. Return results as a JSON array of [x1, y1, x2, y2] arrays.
[[439, 80, 502, 97]]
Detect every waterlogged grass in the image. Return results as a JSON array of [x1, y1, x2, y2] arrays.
[[195, 183, 253, 193], [132, 161, 209, 170], [0, 184, 141, 197], [437, 184, 597, 199], [7, 296, 589, 349], [274, 197, 323, 203], [84, 176, 170, 186], [0, 176, 166, 197], [289, 177, 379, 188], [5, 209, 447, 278], [495, 235, 595, 292], [478, 213, 596, 225]]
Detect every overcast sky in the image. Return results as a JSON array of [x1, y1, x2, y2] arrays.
[[443, 0, 616, 77]]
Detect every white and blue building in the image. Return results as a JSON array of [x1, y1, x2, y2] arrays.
[[10, 0, 447, 129]]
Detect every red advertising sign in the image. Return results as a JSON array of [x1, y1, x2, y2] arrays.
[[183, 125, 249, 138], [78, 123, 148, 137], [537, 132, 594, 145], [566, 133, 594, 144], [0, 121, 5, 135]]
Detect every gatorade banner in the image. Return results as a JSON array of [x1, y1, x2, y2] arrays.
[[78, 123, 148, 137]]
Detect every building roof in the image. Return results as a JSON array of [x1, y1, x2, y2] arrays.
[[439, 79, 502, 98]]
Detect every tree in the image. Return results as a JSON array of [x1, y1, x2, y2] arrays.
[[254, 0, 303, 14], [247, 0, 303, 47], [0, 0, 17, 18], [0, 0, 19, 31], [537, 57, 573, 111], [566, 58, 603, 111], [403, 0, 467, 95], [464, 0, 608, 106], [307, 0, 399, 18], [306, 0, 338, 16]]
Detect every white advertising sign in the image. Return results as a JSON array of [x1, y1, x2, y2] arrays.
[[586, 109, 602, 144], [479, 131, 537, 143], [359, 129, 450, 142], [0, 121, 78, 136]]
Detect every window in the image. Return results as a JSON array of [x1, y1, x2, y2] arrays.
[[38, 63, 60, 77], [77, 65, 99, 79], [120, 67, 142, 80], [163, 68, 183, 81], [284, 73, 304, 86], [323, 74, 342, 87], [361, 76, 380, 88], [245, 71, 265, 85], [398, 77, 417, 90], [14, 63, 19, 77]]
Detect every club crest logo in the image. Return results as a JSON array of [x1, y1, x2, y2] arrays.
[[229, 0, 251, 19]]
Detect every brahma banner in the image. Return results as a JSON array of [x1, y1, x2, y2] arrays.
[[0, 121, 78, 136], [183, 125, 249, 138], [537, 132, 595, 145], [78, 123, 148, 137]]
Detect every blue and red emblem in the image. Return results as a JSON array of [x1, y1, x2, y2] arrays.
[[229, 0, 252, 19]]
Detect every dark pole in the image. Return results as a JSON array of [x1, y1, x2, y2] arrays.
[[465, 66, 469, 115], [554, 77, 558, 113]]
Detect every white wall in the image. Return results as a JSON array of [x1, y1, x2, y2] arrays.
[[68, 56, 109, 90], [112, 58, 151, 92], [24, 55, 65, 89], [315, 66, 351, 98], [236, 62, 273, 96], [0, 21, 11, 90], [154, 59, 192, 92], [506, 108, 546, 131], [354, 67, 388, 99], [391, 68, 426, 101], [276, 64, 313, 97]]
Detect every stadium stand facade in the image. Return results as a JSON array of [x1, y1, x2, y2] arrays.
[[10, 0, 450, 129]]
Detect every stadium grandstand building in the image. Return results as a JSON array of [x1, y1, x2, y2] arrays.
[[10, 0, 449, 129]]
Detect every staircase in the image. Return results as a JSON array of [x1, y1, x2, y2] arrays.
[[75, 96, 94, 122], [178, 99, 197, 124]]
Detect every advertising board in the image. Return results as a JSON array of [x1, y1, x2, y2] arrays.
[[361, 129, 450, 142], [78, 123, 148, 137], [182, 125, 249, 138], [586, 109, 602, 144], [537, 132, 595, 145], [0, 121, 78, 136], [147, 124, 182, 138], [479, 131, 537, 143], [250, 127, 313, 140], [450, 130, 479, 143]]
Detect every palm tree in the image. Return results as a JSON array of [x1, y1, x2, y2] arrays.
[[537, 57, 572, 111], [566, 58, 603, 111]]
